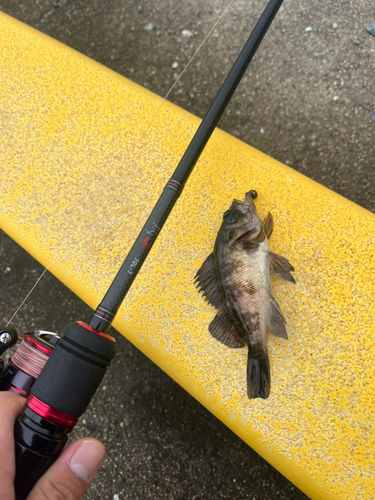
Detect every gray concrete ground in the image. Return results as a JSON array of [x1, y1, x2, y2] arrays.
[[0, 0, 374, 498]]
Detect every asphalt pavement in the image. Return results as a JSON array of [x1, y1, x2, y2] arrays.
[[0, 0, 374, 498]]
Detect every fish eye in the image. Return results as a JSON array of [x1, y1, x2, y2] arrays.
[[223, 210, 238, 224]]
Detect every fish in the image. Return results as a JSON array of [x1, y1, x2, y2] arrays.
[[194, 191, 295, 399]]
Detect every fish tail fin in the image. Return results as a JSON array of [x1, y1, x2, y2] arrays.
[[247, 346, 270, 399]]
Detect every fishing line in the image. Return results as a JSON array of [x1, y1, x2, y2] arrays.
[[6, 264, 51, 327], [154, 0, 235, 113], [4, 0, 237, 324]]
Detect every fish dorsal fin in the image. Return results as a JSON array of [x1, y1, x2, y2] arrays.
[[209, 309, 244, 348], [269, 251, 296, 284], [268, 296, 288, 339], [263, 212, 274, 239], [194, 253, 222, 309]]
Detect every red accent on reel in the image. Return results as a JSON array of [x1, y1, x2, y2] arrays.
[[27, 395, 78, 427], [77, 321, 116, 342], [24, 334, 53, 355], [6, 382, 30, 398]]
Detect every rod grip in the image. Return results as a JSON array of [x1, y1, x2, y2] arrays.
[[14, 406, 69, 500], [13, 322, 117, 499]]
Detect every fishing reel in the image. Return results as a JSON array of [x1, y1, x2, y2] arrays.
[[0, 322, 116, 500], [0, 328, 60, 397]]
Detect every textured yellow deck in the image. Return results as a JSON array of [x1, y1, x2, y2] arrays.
[[1, 12, 375, 500]]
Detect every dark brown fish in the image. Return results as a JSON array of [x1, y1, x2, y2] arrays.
[[195, 191, 295, 399]]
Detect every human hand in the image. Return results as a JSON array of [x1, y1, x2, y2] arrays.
[[0, 392, 105, 500]]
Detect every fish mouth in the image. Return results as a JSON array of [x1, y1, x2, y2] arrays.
[[235, 228, 257, 243]]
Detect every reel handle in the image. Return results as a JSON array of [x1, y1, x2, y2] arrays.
[[0, 327, 18, 358], [13, 322, 116, 500]]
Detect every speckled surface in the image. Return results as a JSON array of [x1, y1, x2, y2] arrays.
[[1, 12, 375, 500]]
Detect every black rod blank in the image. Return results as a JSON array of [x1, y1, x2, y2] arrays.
[[89, 0, 284, 333]]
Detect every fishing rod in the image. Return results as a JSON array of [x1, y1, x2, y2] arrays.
[[0, 0, 284, 498]]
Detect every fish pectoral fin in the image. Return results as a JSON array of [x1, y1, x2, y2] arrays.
[[194, 253, 222, 309], [269, 251, 296, 283], [263, 212, 274, 239], [209, 309, 244, 348], [251, 226, 266, 244], [268, 297, 288, 339]]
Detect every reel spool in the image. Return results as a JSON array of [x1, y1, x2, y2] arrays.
[[0, 331, 60, 397]]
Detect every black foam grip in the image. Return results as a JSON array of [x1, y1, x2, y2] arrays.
[[31, 323, 116, 417]]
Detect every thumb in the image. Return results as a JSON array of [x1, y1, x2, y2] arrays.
[[27, 439, 105, 500]]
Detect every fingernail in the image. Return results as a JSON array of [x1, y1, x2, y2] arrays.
[[69, 440, 105, 482]]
